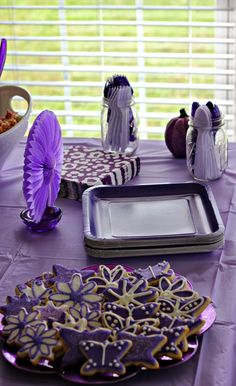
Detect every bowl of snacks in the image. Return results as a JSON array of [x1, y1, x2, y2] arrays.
[[0, 84, 32, 170]]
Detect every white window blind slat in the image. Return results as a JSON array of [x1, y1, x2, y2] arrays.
[[1, 0, 235, 140], [7, 51, 235, 60], [3, 80, 233, 91]]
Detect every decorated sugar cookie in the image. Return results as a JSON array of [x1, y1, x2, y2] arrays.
[[104, 278, 158, 307], [0, 295, 38, 317], [117, 331, 167, 369], [156, 296, 211, 318], [47, 264, 95, 286], [101, 311, 133, 332], [133, 261, 175, 285], [15, 279, 52, 304], [157, 312, 205, 338], [2, 308, 42, 344], [156, 276, 197, 302], [87, 265, 127, 293], [66, 303, 101, 331], [79, 339, 132, 376], [17, 323, 60, 365], [49, 273, 103, 308], [142, 325, 189, 360], [60, 327, 111, 366], [33, 301, 68, 325]]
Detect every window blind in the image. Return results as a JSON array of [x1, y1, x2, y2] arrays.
[[0, 0, 235, 140]]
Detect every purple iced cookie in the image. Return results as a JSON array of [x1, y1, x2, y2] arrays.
[[156, 276, 197, 302], [156, 296, 211, 318], [67, 303, 101, 330], [132, 261, 174, 284], [2, 308, 42, 344], [48, 264, 95, 286], [103, 303, 130, 319], [0, 295, 39, 317], [34, 301, 68, 327], [60, 327, 111, 366], [17, 323, 60, 365], [142, 325, 188, 360], [49, 273, 103, 308], [16, 278, 52, 304], [87, 265, 126, 293], [157, 312, 205, 337], [79, 338, 132, 376], [117, 331, 167, 369], [104, 278, 158, 307]]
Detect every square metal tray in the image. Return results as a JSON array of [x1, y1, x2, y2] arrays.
[[82, 182, 224, 251]]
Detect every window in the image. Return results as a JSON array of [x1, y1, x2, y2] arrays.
[[0, 0, 235, 140]]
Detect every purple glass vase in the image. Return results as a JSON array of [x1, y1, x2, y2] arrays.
[[20, 206, 62, 232]]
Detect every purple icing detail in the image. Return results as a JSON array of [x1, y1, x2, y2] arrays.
[[0, 295, 39, 317], [60, 328, 111, 366]]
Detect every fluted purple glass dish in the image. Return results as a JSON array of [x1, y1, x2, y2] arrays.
[[20, 206, 62, 232]]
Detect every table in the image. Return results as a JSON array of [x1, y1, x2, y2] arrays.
[[0, 138, 236, 386]]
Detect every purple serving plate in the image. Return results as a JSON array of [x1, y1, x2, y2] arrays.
[[60, 366, 140, 384], [0, 264, 216, 383]]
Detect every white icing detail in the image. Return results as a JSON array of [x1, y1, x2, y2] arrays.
[[101, 341, 108, 366], [148, 266, 156, 279]]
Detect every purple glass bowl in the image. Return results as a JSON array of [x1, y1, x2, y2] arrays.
[[20, 206, 62, 232]]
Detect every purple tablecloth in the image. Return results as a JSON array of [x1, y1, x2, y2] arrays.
[[0, 138, 236, 386]]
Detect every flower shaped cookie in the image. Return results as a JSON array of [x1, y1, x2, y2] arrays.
[[2, 308, 42, 344], [17, 323, 59, 365], [49, 273, 103, 308]]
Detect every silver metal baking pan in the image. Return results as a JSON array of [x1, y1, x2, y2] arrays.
[[82, 182, 224, 250]]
